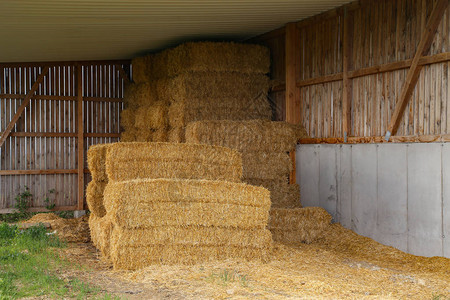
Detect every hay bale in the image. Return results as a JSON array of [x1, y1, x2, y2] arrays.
[[134, 103, 167, 130], [103, 179, 270, 229], [167, 96, 272, 128], [120, 108, 137, 130], [134, 129, 153, 142], [167, 127, 185, 143], [152, 42, 270, 78], [111, 226, 272, 249], [151, 127, 168, 142], [242, 152, 292, 180], [160, 72, 269, 103], [89, 214, 114, 259], [111, 245, 270, 269], [186, 120, 307, 152], [105, 142, 242, 182], [87, 144, 111, 182], [268, 207, 331, 244], [131, 55, 152, 83], [123, 82, 158, 109], [86, 180, 107, 217], [120, 129, 138, 142], [245, 179, 301, 209]]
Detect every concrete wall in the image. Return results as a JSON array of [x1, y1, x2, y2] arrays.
[[297, 143, 450, 258]]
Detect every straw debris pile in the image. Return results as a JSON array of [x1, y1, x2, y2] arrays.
[[185, 120, 307, 209], [87, 142, 273, 270], [123, 42, 272, 143]]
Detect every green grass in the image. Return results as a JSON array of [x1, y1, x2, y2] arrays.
[[0, 222, 114, 299]]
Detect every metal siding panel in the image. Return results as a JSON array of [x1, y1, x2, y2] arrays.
[[351, 144, 377, 238], [337, 145, 352, 228], [407, 143, 443, 257], [297, 144, 320, 207], [319, 145, 337, 220], [376, 144, 408, 252], [443, 143, 450, 258]]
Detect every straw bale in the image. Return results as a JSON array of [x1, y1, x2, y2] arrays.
[[105, 142, 242, 182], [111, 244, 271, 269], [185, 120, 308, 152], [131, 55, 152, 83], [242, 152, 292, 180], [120, 108, 137, 130], [103, 179, 270, 229], [86, 180, 107, 217], [152, 42, 270, 78], [245, 178, 301, 208], [120, 129, 138, 142], [151, 127, 168, 142], [89, 214, 114, 259], [134, 103, 167, 130], [167, 127, 185, 143], [167, 96, 272, 128], [123, 82, 158, 109], [268, 207, 331, 244], [87, 144, 111, 182], [164, 73, 269, 103], [111, 226, 272, 249]]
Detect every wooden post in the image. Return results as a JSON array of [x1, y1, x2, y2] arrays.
[[385, 0, 449, 140], [0, 67, 49, 148], [342, 9, 354, 141], [116, 64, 131, 85], [76, 65, 85, 210], [285, 22, 301, 184]]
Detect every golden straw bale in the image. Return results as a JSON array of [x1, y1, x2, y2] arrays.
[[111, 226, 272, 249], [89, 214, 114, 259], [123, 82, 158, 109], [165, 72, 269, 103], [268, 207, 332, 244], [105, 142, 242, 182], [86, 180, 107, 217], [87, 144, 112, 182], [186, 120, 307, 152], [134, 102, 167, 130], [167, 96, 272, 127], [167, 127, 185, 143], [151, 127, 168, 142], [245, 178, 301, 209], [110, 244, 271, 269], [120, 129, 138, 142], [134, 130, 153, 142], [152, 42, 270, 78], [242, 152, 292, 180], [103, 179, 270, 229], [131, 55, 152, 83], [120, 108, 137, 131]]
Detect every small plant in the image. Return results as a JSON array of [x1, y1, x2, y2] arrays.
[[44, 189, 56, 210], [207, 269, 248, 287], [14, 186, 33, 216]]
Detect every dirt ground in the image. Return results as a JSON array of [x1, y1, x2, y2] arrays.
[[56, 223, 450, 300]]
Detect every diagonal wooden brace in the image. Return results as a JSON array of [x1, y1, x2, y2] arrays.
[[0, 66, 49, 148], [385, 0, 449, 141]]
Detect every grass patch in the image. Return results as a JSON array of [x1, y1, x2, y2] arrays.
[[0, 222, 105, 299], [206, 269, 249, 287]]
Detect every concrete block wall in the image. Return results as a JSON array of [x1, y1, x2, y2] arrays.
[[297, 143, 450, 258]]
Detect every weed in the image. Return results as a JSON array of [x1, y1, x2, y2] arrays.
[[44, 189, 56, 210], [207, 269, 249, 287], [14, 186, 33, 216]]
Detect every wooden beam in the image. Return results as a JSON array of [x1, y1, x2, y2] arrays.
[[0, 94, 123, 103], [76, 65, 85, 211], [297, 73, 343, 87], [0, 169, 78, 175], [342, 8, 354, 140], [0, 132, 120, 138], [0, 59, 130, 68], [0, 66, 49, 148], [300, 134, 450, 144], [116, 64, 131, 84], [0, 206, 77, 214], [285, 22, 301, 184], [385, 0, 449, 140]]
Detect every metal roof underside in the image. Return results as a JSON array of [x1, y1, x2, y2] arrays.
[[0, 0, 351, 63]]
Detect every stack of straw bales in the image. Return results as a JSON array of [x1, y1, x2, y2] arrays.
[[186, 120, 306, 209], [122, 42, 272, 143], [87, 142, 272, 270]]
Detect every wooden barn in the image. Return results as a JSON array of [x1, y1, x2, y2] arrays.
[[0, 0, 449, 298]]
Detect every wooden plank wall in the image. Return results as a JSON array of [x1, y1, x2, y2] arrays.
[[0, 61, 128, 212], [253, 0, 450, 143]]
